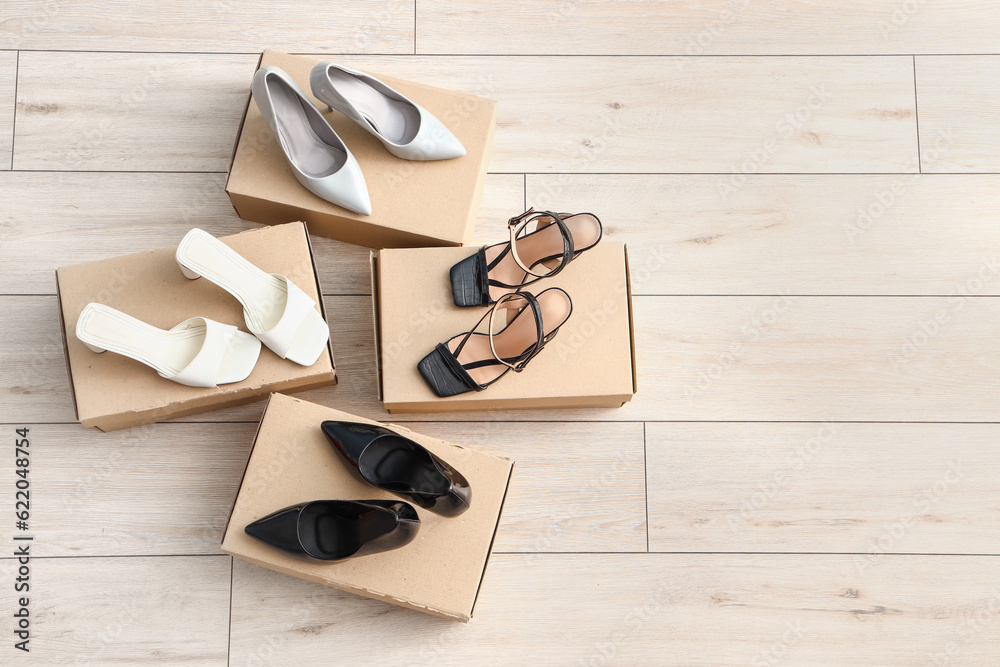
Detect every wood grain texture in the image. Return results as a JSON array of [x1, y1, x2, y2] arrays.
[[13, 51, 258, 170], [334, 54, 919, 174], [629, 295, 1000, 422], [229, 554, 1000, 665], [409, 422, 646, 553], [0, 0, 413, 53], [523, 174, 1000, 295], [12, 53, 919, 173], [0, 422, 257, 556], [0, 51, 15, 170], [418, 1, 1000, 56], [915, 56, 1000, 173], [647, 422, 1000, 554], [0, 555, 231, 665], [0, 171, 522, 294]]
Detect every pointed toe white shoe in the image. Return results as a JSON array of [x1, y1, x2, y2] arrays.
[[310, 62, 467, 161], [176, 229, 331, 367], [252, 66, 372, 215], [75, 303, 261, 387]]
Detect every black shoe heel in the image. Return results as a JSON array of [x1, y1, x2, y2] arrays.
[[321, 421, 472, 517], [244, 499, 419, 561]]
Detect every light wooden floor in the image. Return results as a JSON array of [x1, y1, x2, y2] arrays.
[[2, 2, 1000, 665]]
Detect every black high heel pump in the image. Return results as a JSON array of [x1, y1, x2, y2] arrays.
[[245, 499, 419, 561], [321, 421, 472, 517]]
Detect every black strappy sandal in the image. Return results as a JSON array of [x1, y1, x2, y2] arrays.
[[449, 209, 601, 307], [418, 288, 573, 397]]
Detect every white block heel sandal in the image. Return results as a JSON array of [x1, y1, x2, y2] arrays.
[[175, 228, 330, 367], [75, 303, 262, 388], [310, 62, 466, 161], [252, 66, 372, 215]]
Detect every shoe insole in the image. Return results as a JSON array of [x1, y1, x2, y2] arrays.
[[302, 506, 398, 560], [449, 289, 573, 387], [327, 69, 419, 145], [363, 439, 450, 497], [77, 304, 203, 378], [269, 76, 347, 178], [177, 230, 287, 334], [484, 213, 601, 302]]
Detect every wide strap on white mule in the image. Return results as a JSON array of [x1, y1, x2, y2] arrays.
[[310, 62, 466, 161], [75, 303, 262, 388], [252, 66, 372, 216], [175, 228, 330, 367]]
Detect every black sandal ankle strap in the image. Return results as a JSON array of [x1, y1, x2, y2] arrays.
[[452, 291, 547, 375]]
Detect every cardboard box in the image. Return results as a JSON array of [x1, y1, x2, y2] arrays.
[[222, 393, 513, 622], [226, 50, 497, 249], [371, 243, 637, 413], [56, 222, 336, 431]]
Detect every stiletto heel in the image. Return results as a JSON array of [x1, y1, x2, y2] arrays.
[[75, 303, 262, 387], [310, 61, 466, 161], [178, 263, 201, 280], [322, 421, 472, 517], [449, 209, 602, 307], [419, 288, 572, 397], [245, 499, 419, 561]]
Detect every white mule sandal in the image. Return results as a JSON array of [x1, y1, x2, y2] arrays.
[[175, 229, 330, 367], [75, 303, 261, 388], [252, 66, 372, 215], [310, 62, 466, 161]]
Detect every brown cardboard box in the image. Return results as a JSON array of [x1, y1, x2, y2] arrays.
[[56, 223, 336, 431], [226, 50, 497, 249], [221, 393, 513, 622], [372, 243, 637, 413]]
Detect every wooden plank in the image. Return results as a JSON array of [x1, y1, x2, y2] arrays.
[[13, 293, 1000, 424], [0, 171, 522, 295], [229, 554, 1000, 665], [647, 422, 1000, 554], [14, 52, 919, 173], [523, 174, 1000, 295], [916, 56, 1000, 173], [0, 422, 257, 556], [0, 420, 640, 556], [0, 555, 230, 665], [410, 422, 646, 552], [0, 0, 413, 53], [627, 295, 1000, 422], [14, 51, 259, 171], [0, 51, 15, 170], [418, 1, 1000, 56]]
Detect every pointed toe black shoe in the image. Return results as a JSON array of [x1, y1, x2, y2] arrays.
[[321, 420, 472, 517], [244, 499, 419, 561]]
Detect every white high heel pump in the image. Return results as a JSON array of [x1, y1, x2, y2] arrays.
[[175, 229, 330, 367], [252, 66, 372, 215], [75, 303, 261, 388], [310, 62, 466, 161]]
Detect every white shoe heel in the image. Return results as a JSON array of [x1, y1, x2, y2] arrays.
[[252, 66, 372, 216], [83, 341, 106, 354], [75, 303, 262, 388], [179, 263, 201, 280], [175, 228, 330, 367], [310, 62, 466, 161]]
